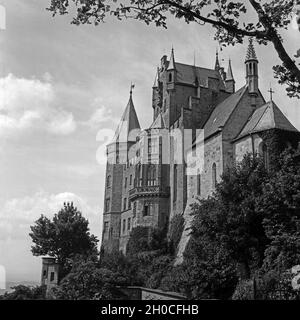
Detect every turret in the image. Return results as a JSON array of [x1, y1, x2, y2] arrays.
[[245, 38, 259, 95], [167, 48, 176, 90]]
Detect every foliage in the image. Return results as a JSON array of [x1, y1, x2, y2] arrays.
[[191, 154, 269, 280], [51, 258, 129, 300], [47, 0, 300, 98], [168, 214, 185, 254], [0, 285, 46, 300], [126, 226, 168, 256], [259, 148, 300, 272], [29, 202, 98, 279], [232, 270, 300, 300]]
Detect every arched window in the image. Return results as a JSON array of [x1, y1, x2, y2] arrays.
[[197, 172, 201, 196], [259, 142, 269, 170], [107, 175, 111, 187], [212, 163, 217, 189]]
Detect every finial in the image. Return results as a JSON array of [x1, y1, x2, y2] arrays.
[[246, 37, 258, 61], [130, 82, 135, 96], [215, 48, 221, 70]]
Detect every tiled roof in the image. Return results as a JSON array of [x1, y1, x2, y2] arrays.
[[174, 62, 225, 89], [237, 100, 298, 139], [203, 86, 248, 139], [113, 95, 141, 143]]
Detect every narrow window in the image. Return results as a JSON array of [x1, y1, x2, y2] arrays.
[[105, 198, 110, 212], [50, 272, 55, 282], [197, 173, 201, 196], [123, 219, 126, 234], [125, 177, 127, 189], [104, 222, 109, 234], [143, 205, 149, 216], [212, 163, 217, 189], [107, 175, 111, 187], [173, 164, 177, 201], [123, 198, 127, 211], [169, 73, 172, 82], [127, 218, 131, 231], [130, 175, 132, 186]]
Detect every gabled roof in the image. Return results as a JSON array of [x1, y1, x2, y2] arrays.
[[113, 94, 140, 143], [203, 86, 248, 139], [173, 62, 225, 89], [150, 113, 166, 129], [237, 100, 298, 139]]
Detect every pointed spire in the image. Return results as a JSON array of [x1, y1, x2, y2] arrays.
[[245, 38, 258, 61], [167, 47, 176, 70], [113, 87, 140, 143], [215, 49, 221, 71], [226, 59, 235, 81]]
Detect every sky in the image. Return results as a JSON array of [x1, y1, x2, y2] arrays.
[[0, 0, 299, 284]]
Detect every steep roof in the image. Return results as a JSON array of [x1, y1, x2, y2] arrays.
[[203, 86, 248, 139], [150, 113, 166, 129], [237, 100, 298, 139], [226, 59, 235, 81], [174, 62, 225, 89], [113, 94, 141, 143]]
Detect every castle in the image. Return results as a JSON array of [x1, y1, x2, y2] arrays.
[[101, 39, 300, 256]]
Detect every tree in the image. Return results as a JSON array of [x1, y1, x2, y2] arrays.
[[51, 258, 129, 300], [259, 148, 300, 272], [29, 202, 98, 279], [47, 0, 300, 98], [191, 154, 269, 280], [0, 285, 46, 300]]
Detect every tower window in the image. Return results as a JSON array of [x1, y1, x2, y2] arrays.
[[123, 219, 126, 234], [197, 173, 201, 196], [169, 73, 172, 82], [127, 218, 131, 231], [130, 175, 132, 186], [104, 222, 109, 234], [143, 204, 150, 216], [212, 163, 217, 189], [50, 272, 55, 282], [123, 198, 127, 211], [173, 164, 177, 201], [107, 175, 111, 187], [105, 198, 110, 212], [259, 142, 269, 171], [125, 177, 128, 189]]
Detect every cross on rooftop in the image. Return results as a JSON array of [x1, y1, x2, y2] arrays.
[[268, 87, 275, 101]]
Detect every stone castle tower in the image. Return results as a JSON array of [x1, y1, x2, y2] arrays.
[[101, 40, 300, 256]]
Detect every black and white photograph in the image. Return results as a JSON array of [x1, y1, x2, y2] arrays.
[[1, 0, 300, 309]]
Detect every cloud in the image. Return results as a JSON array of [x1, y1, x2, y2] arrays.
[[0, 74, 77, 136], [0, 191, 101, 242], [84, 100, 119, 129]]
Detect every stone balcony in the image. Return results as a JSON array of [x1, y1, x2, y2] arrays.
[[129, 185, 170, 200]]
